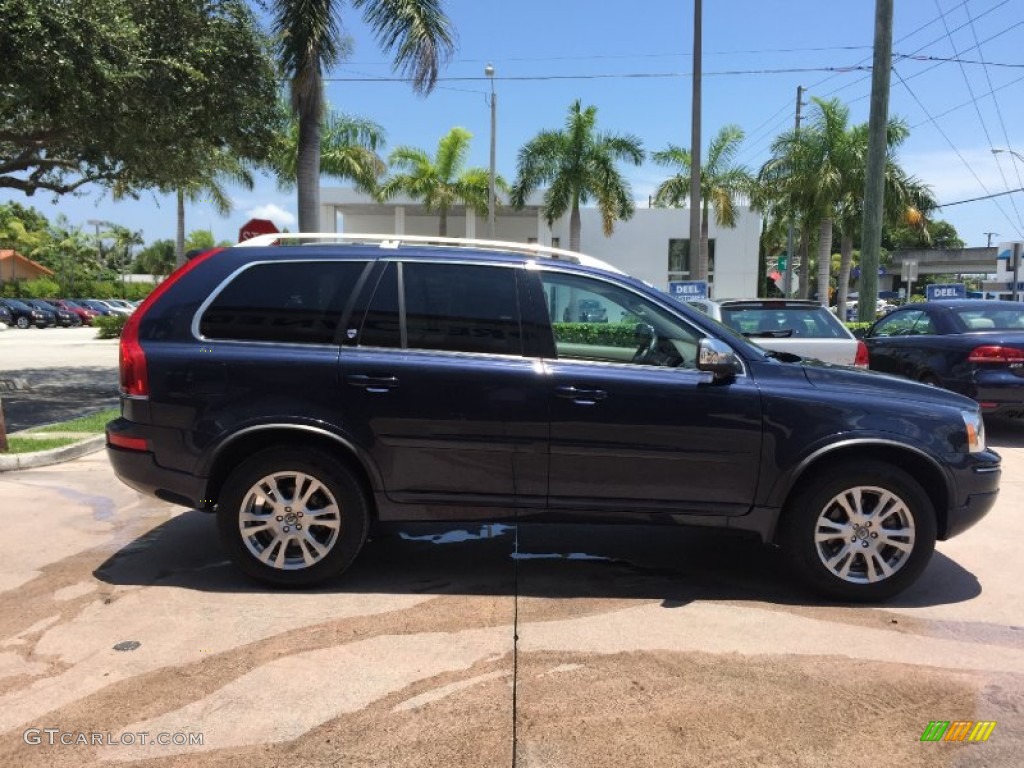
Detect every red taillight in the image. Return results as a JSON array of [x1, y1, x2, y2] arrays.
[[854, 340, 869, 368], [108, 432, 149, 452], [119, 248, 224, 396], [967, 345, 1024, 364]]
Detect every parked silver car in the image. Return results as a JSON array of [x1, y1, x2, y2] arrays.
[[687, 298, 868, 367]]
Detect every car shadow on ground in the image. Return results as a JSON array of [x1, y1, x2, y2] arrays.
[[93, 513, 981, 610], [986, 416, 1024, 449]]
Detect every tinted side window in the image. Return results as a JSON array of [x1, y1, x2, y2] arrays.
[[359, 262, 522, 355], [200, 261, 367, 343], [360, 262, 401, 348], [404, 263, 522, 355]]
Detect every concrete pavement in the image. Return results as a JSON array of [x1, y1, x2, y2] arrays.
[[0, 422, 1021, 767], [0, 327, 118, 431]]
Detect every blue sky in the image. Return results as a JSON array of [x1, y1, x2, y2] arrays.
[[4, 0, 1023, 249]]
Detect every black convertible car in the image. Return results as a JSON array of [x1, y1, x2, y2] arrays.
[[864, 299, 1024, 418]]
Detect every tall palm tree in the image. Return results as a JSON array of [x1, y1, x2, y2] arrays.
[[273, 0, 454, 232], [510, 100, 644, 252], [377, 127, 500, 236], [652, 125, 753, 282], [832, 121, 936, 319], [269, 107, 387, 194], [760, 98, 854, 305], [172, 153, 253, 267]]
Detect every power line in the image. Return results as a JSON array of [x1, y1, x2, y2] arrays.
[[941, 187, 1024, 207]]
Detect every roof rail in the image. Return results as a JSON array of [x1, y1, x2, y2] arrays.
[[234, 232, 625, 274]]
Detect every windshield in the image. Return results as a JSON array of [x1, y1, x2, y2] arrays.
[[955, 306, 1024, 331], [720, 306, 849, 339], [4, 299, 32, 311]]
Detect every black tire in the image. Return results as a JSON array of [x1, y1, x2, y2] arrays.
[[780, 461, 937, 602], [15, 316, 29, 329], [216, 447, 369, 587]]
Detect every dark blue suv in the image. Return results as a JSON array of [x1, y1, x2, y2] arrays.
[[106, 236, 1001, 600]]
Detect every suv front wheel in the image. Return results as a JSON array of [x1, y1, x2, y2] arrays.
[[216, 448, 369, 586], [781, 461, 937, 601]]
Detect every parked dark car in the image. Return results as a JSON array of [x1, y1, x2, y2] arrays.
[[0, 303, 12, 328], [0, 298, 56, 328], [23, 299, 82, 327], [106, 236, 1001, 601], [864, 300, 1024, 419], [52, 299, 101, 326]]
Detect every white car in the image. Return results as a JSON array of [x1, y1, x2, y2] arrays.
[[687, 298, 868, 367]]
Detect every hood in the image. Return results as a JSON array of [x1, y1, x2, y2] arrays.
[[798, 359, 978, 411]]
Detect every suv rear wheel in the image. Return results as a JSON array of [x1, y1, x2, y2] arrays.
[[781, 461, 937, 601], [216, 448, 369, 586]]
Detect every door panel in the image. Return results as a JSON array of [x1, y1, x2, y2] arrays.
[[546, 361, 762, 515]]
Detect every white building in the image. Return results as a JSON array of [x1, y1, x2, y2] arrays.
[[318, 188, 762, 299]]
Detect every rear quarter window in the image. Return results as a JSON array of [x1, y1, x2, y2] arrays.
[[199, 261, 369, 344]]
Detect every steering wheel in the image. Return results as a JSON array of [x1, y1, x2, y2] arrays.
[[632, 325, 659, 364]]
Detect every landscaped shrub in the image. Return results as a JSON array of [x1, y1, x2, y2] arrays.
[[94, 313, 128, 339], [551, 322, 638, 345]]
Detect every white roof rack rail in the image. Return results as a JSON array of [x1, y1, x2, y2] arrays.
[[234, 232, 624, 274]]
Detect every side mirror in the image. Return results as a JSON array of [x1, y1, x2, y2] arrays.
[[697, 338, 739, 380]]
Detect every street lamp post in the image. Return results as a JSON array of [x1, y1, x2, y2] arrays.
[[485, 63, 496, 240]]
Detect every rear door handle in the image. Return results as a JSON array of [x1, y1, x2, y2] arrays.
[[347, 374, 399, 393], [555, 384, 607, 405]]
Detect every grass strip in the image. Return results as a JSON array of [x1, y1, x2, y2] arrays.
[[34, 408, 120, 434]]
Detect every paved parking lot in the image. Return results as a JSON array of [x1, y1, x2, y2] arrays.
[[0, 421, 1022, 767], [0, 327, 118, 430]]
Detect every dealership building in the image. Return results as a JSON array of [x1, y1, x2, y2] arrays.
[[318, 188, 762, 299]]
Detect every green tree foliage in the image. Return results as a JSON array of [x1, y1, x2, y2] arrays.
[[272, 0, 455, 231], [653, 125, 754, 281], [0, 0, 281, 197], [511, 100, 644, 252], [883, 218, 963, 250], [269, 105, 387, 194], [135, 240, 176, 277], [377, 127, 501, 236]]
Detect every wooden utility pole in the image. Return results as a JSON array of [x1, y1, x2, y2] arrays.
[[858, 0, 894, 322], [689, 0, 703, 282]]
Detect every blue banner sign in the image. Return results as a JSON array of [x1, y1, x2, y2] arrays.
[[926, 283, 966, 301], [668, 280, 708, 302]]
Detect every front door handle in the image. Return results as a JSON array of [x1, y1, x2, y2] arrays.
[[347, 374, 399, 393], [555, 384, 607, 405]]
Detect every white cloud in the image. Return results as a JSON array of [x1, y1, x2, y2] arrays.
[[244, 203, 296, 229]]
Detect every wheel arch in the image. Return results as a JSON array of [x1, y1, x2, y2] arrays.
[[773, 440, 952, 543], [201, 425, 380, 518]]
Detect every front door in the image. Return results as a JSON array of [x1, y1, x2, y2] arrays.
[[535, 269, 763, 516]]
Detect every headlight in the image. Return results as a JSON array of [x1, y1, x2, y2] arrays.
[[961, 409, 986, 453]]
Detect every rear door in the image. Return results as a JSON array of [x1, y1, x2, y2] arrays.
[[339, 260, 549, 510]]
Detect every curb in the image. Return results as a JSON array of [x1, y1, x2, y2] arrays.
[[0, 435, 106, 472]]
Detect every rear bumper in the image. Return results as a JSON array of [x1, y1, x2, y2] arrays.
[[107, 444, 207, 509]]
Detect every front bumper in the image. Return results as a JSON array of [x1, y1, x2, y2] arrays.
[[944, 452, 1001, 539]]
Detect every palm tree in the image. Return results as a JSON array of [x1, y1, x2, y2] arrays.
[[172, 153, 253, 267], [273, 0, 454, 232], [377, 127, 500, 236], [510, 100, 644, 252], [760, 98, 855, 305], [652, 125, 754, 281], [269, 107, 387, 194]]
